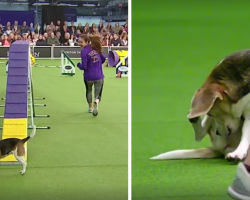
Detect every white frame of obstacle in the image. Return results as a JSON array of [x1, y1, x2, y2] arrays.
[[28, 51, 35, 129]]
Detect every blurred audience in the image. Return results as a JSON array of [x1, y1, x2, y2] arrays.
[[0, 20, 128, 47], [47, 32, 60, 46], [111, 33, 121, 46]]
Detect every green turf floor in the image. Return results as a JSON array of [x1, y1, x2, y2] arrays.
[[0, 59, 128, 200], [132, 1, 250, 200]]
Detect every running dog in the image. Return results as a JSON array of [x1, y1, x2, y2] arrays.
[[150, 116, 242, 160], [187, 49, 250, 162], [0, 126, 36, 175]]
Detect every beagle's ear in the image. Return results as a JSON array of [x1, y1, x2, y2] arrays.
[[190, 114, 214, 142], [187, 84, 223, 119]]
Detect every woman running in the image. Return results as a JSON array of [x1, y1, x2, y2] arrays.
[[77, 34, 105, 116]]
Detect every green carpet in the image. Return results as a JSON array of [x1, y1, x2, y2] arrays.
[[0, 59, 128, 200], [132, 1, 250, 200]]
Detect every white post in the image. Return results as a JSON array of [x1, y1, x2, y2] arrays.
[[28, 47, 34, 128], [6, 61, 8, 73], [61, 51, 63, 74]]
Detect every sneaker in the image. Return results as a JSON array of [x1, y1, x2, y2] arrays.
[[88, 108, 93, 113], [93, 102, 98, 116], [228, 163, 250, 200]]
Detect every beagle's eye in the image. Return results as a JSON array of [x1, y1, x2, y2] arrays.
[[216, 131, 221, 136]]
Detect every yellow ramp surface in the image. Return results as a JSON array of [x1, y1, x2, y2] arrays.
[[1, 118, 28, 162]]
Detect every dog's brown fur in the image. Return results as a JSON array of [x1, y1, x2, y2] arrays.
[[189, 50, 250, 119], [0, 137, 29, 158]]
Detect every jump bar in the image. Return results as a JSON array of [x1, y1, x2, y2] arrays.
[[1, 97, 46, 100], [34, 65, 61, 68], [28, 126, 50, 129], [0, 126, 51, 130], [28, 115, 50, 118], [0, 162, 21, 166], [33, 104, 46, 107], [0, 115, 50, 118], [0, 104, 46, 107]]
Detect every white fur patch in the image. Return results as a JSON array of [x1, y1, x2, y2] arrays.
[[231, 92, 250, 118]]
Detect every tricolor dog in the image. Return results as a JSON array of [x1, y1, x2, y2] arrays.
[[152, 50, 250, 162], [187, 50, 250, 162], [150, 116, 242, 160], [0, 126, 36, 175]]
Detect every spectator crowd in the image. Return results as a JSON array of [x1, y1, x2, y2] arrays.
[[0, 20, 128, 47]]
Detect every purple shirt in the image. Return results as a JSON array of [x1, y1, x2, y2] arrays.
[[77, 45, 105, 81]]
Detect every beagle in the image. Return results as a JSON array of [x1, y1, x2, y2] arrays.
[[0, 126, 36, 175], [187, 49, 250, 162]]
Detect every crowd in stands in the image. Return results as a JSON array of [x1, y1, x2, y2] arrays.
[[0, 20, 128, 47]]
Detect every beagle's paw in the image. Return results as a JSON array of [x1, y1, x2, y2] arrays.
[[226, 151, 247, 163], [20, 170, 26, 175]]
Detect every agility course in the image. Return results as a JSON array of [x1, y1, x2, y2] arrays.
[[0, 51, 128, 199], [24, 46, 129, 79], [132, 0, 250, 200]]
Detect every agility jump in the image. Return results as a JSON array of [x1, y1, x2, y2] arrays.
[[108, 48, 128, 78], [32, 51, 76, 77], [0, 41, 50, 165]]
